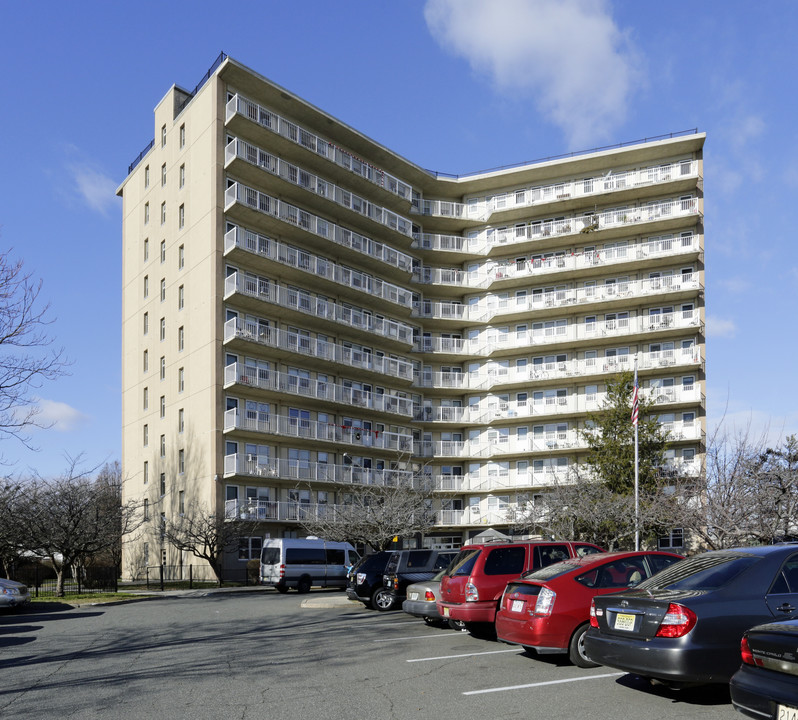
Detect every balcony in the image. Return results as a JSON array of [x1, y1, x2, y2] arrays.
[[223, 453, 416, 487], [415, 311, 702, 356], [225, 225, 413, 309], [225, 181, 414, 274], [224, 271, 415, 345], [225, 138, 413, 237], [431, 468, 568, 493], [226, 93, 414, 202], [223, 318, 414, 381], [224, 408, 414, 453], [224, 363, 414, 417]]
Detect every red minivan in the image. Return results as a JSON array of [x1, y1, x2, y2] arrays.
[[437, 540, 603, 635]]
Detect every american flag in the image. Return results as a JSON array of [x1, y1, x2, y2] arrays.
[[631, 371, 639, 426]]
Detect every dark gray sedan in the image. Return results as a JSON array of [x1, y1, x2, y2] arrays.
[[584, 544, 798, 687], [730, 618, 798, 719]]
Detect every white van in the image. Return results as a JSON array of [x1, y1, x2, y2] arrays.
[[260, 537, 360, 593]]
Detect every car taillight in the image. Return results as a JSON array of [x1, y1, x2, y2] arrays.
[[533, 587, 556, 616], [356, 572, 366, 585], [279, 564, 285, 579], [465, 582, 479, 602], [392, 577, 398, 590], [740, 635, 763, 666], [655, 603, 697, 638], [424, 590, 435, 602], [589, 600, 599, 628]]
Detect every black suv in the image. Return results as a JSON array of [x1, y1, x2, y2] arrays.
[[383, 549, 457, 606], [346, 551, 394, 610]]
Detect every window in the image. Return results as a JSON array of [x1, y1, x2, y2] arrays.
[[143, 275, 149, 298], [159, 395, 165, 418], [179, 164, 185, 188], [179, 123, 185, 148], [178, 367, 185, 392], [178, 285, 184, 310], [143, 424, 149, 446], [178, 204, 185, 230], [143, 461, 148, 485], [160, 278, 166, 302], [143, 387, 148, 410], [238, 537, 263, 561], [160, 472, 166, 496], [160, 240, 166, 263], [161, 163, 166, 187], [161, 124, 167, 147], [160, 202, 166, 225], [178, 244, 185, 269], [143, 312, 149, 335], [143, 237, 149, 261], [658, 529, 684, 550], [178, 326, 184, 351], [178, 408, 184, 433], [143, 499, 149, 521], [160, 317, 166, 341], [160, 356, 166, 380], [143, 349, 148, 373], [144, 202, 149, 224], [160, 435, 166, 458], [144, 165, 150, 188], [178, 490, 185, 515], [179, 449, 185, 474]]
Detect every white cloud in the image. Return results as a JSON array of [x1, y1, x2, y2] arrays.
[[424, 0, 642, 148], [34, 399, 90, 432], [68, 163, 118, 215], [705, 316, 736, 338]]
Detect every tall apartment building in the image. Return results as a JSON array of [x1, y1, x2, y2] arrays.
[[118, 54, 705, 579]]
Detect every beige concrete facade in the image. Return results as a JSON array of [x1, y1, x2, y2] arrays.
[[118, 56, 705, 580]]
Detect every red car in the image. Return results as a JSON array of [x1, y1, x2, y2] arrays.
[[495, 550, 683, 667]]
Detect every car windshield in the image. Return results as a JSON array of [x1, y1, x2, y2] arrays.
[[445, 548, 481, 577], [522, 561, 580, 581], [636, 551, 758, 591]]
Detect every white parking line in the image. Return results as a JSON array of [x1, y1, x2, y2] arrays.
[[373, 632, 471, 642], [408, 649, 520, 662], [463, 672, 624, 695]]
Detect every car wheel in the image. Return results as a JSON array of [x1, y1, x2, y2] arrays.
[[275, 583, 289, 594], [448, 619, 467, 632], [371, 588, 395, 611], [297, 577, 312, 594], [568, 623, 599, 668]]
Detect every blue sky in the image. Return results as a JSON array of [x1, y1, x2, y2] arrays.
[[1, 0, 796, 477]]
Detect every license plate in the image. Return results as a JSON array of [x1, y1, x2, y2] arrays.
[[614, 613, 636, 631], [443, 607, 450, 617], [511, 599, 524, 613], [778, 705, 798, 720], [408, 592, 418, 601]]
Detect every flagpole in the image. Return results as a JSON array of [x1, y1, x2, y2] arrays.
[[633, 357, 640, 551]]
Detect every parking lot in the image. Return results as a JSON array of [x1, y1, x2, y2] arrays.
[[1, 590, 732, 720]]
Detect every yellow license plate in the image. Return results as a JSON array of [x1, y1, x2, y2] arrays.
[[614, 613, 636, 631]]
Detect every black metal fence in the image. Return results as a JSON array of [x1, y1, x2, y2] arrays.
[[143, 564, 257, 590], [14, 565, 119, 597]]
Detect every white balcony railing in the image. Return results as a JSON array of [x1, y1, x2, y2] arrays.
[[226, 138, 413, 237], [226, 93, 414, 202], [225, 225, 413, 309], [225, 363, 413, 417], [223, 318, 414, 381], [224, 408, 413, 453], [225, 181, 414, 274], [225, 271, 415, 345]]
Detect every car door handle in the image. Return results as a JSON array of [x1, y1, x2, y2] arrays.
[[776, 603, 796, 613]]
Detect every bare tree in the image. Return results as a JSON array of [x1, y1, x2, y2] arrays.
[[0, 478, 25, 577], [16, 457, 144, 596], [297, 472, 435, 551], [0, 250, 69, 458], [162, 500, 256, 584]]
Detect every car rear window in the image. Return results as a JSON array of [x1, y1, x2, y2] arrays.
[[637, 552, 757, 591], [261, 548, 280, 565], [446, 548, 481, 577], [407, 550, 433, 568], [484, 546, 526, 575], [434, 553, 456, 570], [523, 561, 580, 582]]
